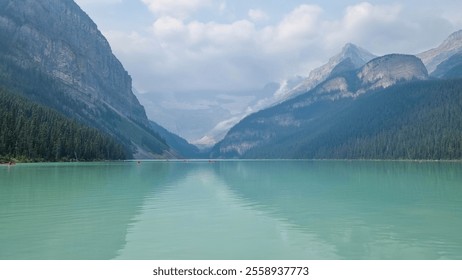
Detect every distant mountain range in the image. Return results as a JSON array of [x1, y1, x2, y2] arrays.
[[1, 0, 461, 161], [0, 0, 195, 159], [211, 30, 462, 160]]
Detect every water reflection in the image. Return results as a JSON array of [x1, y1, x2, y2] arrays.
[[0, 162, 178, 259], [1, 161, 462, 260], [216, 160, 462, 259], [116, 162, 338, 259]]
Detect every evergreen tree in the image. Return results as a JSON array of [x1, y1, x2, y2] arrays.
[[0, 88, 126, 162]]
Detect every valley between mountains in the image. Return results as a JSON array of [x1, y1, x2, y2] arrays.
[[1, 0, 462, 161]]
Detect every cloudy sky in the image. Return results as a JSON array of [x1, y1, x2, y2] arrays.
[[74, 0, 462, 93]]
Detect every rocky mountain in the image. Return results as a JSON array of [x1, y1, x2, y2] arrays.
[[276, 43, 377, 100], [431, 52, 462, 79], [290, 54, 427, 109], [211, 54, 431, 158], [418, 30, 462, 74], [356, 54, 428, 93], [149, 121, 203, 158], [0, 0, 174, 158]]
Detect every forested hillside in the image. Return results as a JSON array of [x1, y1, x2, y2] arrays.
[[302, 79, 462, 160], [215, 78, 462, 160], [0, 0, 171, 158], [150, 121, 203, 158], [0, 88, 126, 162]]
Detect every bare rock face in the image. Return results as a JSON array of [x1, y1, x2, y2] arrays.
[[0, 0, 147, 124], [278, 43, 377, 100], [357, 54, 428, 93], [298, 54, 428, 107], [0, 0, 168, 157], [418, 30, 462, 74]]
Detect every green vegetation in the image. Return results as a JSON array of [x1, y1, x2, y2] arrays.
[[0, 88, 126, 162], [238, 79, 462, 160], [0, 46, 168, 158], [150, 121, 203, 158]]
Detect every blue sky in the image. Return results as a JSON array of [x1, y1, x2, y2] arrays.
[[75, 0, 462, 93]]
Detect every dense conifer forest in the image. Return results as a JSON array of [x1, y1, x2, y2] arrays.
[[0, 88, 126, 162], [239, 79, 462, 160], [0, 45, 169, 159]]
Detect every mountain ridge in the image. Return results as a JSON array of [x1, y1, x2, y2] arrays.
[[276, 43, 377, 101], [211, 53, 433, 158], [0, 0, 185, 158], [418, 30, 462, 74]]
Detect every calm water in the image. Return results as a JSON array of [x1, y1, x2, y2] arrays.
[[1, 160, 462, 260]]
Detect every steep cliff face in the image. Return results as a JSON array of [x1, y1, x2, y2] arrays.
[[0, 0, 146, 123], [0, 0, 169, 158], [357, 54, 428, 93]]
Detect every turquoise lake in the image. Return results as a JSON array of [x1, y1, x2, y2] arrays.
[[1, 160, 461, 260]]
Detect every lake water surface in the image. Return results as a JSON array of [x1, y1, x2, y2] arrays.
[[1, 160, 461, 260]]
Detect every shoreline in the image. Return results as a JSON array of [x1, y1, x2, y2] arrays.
[[3, 158, 462, 165]]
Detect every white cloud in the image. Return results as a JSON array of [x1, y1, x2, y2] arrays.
[[276, 5, 323, 39], [150, 17, 257, 55], [260, 4, 323, 54], [321, 2, 456, 55], [142, 0, 212, 18], [152, 16, 186, 39], [141, 16, 262, 91], [248, 9, 269, 22], [322, 2, 403, 50], [191, 20, 256, 48], [102, 1, 459, 93], [219, 1, 227, 13], [75, 0, 122, 6]]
